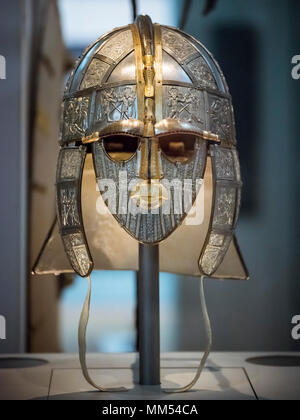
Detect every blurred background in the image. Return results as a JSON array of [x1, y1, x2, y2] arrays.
[[0, 0, 299, 355]]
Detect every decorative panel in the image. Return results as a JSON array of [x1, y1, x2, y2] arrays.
[[56, 146, 93, 276], [80, 59, 110, 89]]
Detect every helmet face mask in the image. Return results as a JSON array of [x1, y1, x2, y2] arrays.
[[56, 15, 243, 279], [92, 132, 207, 243]]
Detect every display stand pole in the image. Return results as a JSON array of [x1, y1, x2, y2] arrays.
[[138, 243, 160, 385]]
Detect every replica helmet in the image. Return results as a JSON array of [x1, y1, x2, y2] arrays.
[[53, 14, 248, 394], [57, 15, 243, 279]]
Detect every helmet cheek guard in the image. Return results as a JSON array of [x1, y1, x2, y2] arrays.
[[199, 144, 242, 276], [56, 145, 93, 277]]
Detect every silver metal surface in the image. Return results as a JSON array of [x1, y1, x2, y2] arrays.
[[161, 27, 197, 63], [162, 25, 228, 93], [56, 146, 93, 277], [162, 85, 206, 132], [162, 50, 192, 83], [93, 85, 137, 131], [80, 58, 110, 90], [56, 15, 246, 279], [199, 145, 242, 276], [96, 28, 133, 62], [60, 22, 235, 143], [92, 138, 207, 243], [186, 55, 218, 90], [107, 51, 136, 83]]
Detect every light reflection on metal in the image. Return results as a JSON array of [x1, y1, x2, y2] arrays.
[[34, 14, 248, 281]]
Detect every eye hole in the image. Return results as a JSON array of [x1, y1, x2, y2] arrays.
[[103, 135, 139, 162], [159, 134, 196, 163]]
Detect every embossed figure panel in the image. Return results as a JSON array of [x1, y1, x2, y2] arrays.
[[62, 233, 92, 277], [201, 245, 221, 275], [201, 235, 232, 276], [57, 183, 81, 229], [210, 232, 225, 247], [63, 96, 90, 141], [212, 185, 236, 228], [58, 148, 84, 179], [162, 86, 206, 129], [80, 59, 110, 90], [73, 244, 92, 275], [161, 28, 196, 62], [214, 147, 235, 180], [97, 29, 133, 62], [186, 56, 217, 90], [208, 94, 234, 142], [94, 85, 137, 127]]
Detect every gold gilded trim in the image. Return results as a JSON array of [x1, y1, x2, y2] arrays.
[[138, 138, 149, 179], [202, 131, 220, 142], [144, 54, 155, 98], [82, 132, 100, 144], [154, 119, 220, 143], [131, 17, 157, 138]]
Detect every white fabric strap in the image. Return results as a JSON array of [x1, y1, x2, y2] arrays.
[[78, 275, 127, 392], [78, 275, 211, 394], [164, 276, 212, 393]]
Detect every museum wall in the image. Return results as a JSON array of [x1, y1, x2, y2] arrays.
[[176, 0, 300, 351], [0, 0, 28, 352]]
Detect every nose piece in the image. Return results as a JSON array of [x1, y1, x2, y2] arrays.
[[132, 137, 167, 210], [150, 137, 163, 180], [137, 137, 163, 180]]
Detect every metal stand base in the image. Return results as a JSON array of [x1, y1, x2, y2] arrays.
[[138, 243, 160, 385]]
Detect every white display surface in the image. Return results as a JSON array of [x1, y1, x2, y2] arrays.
[[0, 352, 299, 400]]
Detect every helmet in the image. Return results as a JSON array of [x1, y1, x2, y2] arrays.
[[56, 15, 242, 279]]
